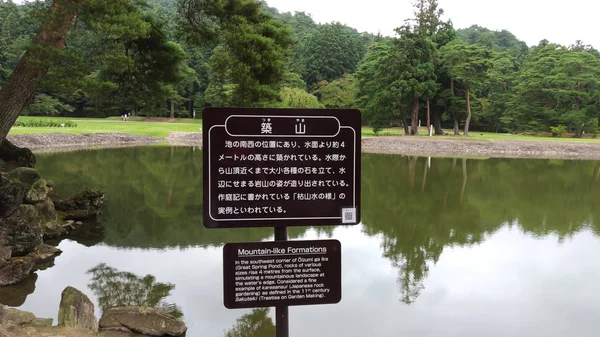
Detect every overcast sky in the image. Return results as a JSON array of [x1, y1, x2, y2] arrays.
[[265, 0, 598, 49]]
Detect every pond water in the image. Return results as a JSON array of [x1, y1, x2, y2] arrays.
[[4, 146, 600, 337]]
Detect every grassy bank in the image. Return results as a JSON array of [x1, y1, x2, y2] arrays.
[[8, 116, 600, 143]]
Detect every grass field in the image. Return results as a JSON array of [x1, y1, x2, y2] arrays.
[[9, 116, 600, 143]]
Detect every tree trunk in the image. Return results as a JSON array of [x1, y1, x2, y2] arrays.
[[460, 158, 468, 204], [421, 159, 428, 192], [170, 99, 175, 119], [453, 114, 459, 135], [426, 99, 430, 135], [433, 112, 443, 135], [403, 119, 410, 135], [410, 98, 419, 135], [408, 156, 416, 191], [0, 0, 83, 144], [464, 87, 471, 137]]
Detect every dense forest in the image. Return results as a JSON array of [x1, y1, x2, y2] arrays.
[[1, 0, 599, 136]]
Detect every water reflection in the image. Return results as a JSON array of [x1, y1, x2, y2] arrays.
[[225, 308, 275, 337], [87, 263, 183, 318], [22, 147, 600, 336]]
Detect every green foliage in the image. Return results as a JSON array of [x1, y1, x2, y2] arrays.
[[14, 118, 77, 128], [550, 125, 568, 137], [312, 74, 357, 108], [275, 87, 323, 108], [300, 22, 366, 86], [23, 93, 74, 116]]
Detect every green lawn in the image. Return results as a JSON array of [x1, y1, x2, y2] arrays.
[[9, 117, 600, 143], [10, 116, 203, 138]]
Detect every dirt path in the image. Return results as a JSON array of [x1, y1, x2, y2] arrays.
[[8, 132, 600, 160]]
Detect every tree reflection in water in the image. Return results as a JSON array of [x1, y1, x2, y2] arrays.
[[225, 308, 275, 337], [86, 263, 183, 318]]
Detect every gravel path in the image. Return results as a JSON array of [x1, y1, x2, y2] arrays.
[[7, 133, 163, 150], [362, 136, 600, 160], [7, 132, 600, 160]]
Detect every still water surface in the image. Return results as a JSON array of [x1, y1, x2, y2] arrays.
[[5, 146, 600, 337]]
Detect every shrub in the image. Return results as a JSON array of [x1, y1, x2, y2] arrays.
[[14, 119, 77, 128], [550, 125, 567, 138]]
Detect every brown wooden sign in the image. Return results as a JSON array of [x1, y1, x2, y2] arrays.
[[202, 108, 361, 228], [223, 239, 342, 309]]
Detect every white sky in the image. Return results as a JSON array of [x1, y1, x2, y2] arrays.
[[265, 0, 599, 49]]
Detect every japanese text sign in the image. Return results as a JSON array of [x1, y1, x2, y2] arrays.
[[202, 108, 361, 228]]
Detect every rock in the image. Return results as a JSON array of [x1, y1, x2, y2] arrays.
[[4, 168, 40, 189], [0, 247, 10, 260], [31, 318, 53, 327], [0, 257, 34, 286], [0, 175, 8, 187], [41, 221, 66, 240], [0, 217, 43, 257], [28, 244, 61, 263], [5, 308, 35, 325], [58, 286, 98, 332], [35, 198, 57, 223], [0, 183, 26, 217], [99, 307, 187, 337], [0, 326, 10, 337], [54, 189, 105, 220], [14, 204, 40, 227], [25, 180, 50, 204], [0, 272, 37, 306], [0, 304, 6, 324], [0, 140, 35, 168], [74, 221, 83, 226]]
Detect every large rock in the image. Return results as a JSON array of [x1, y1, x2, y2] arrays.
[[25, 180, 50, 204], [4, 168, 40, 190], [0, 140, 35, 169], [13, 204, 40, 227], [4, 308, 35, 325], [0, 217, 42, 257], [54, 188, 105, 220], [0, 257, 34, 286], [58, 286, 98, 332], [28, 244, 61, 264], [35, 198, 57, 223], [0, 183, 26, 218], [99, 307, 187, 337]]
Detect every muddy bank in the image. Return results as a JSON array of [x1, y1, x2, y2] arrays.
[[8, 132, 600, 159], [361, 136, 600, 160]]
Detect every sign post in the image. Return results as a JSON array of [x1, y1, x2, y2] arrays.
[[203, 108, 361, 337]]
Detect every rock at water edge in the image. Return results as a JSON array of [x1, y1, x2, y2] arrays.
[[99, 307, 187, 337], [0, 217, 43, 257], [0, 257, 34, 286], [0, 183, 26, 218], [57, 286, 98, 332]]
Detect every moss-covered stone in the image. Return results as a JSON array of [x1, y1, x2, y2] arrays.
[[5, 308, 36, 325], [0, 257, 35, 286], [58, 286, 98, 332], [5, 167, 40, 189], [14, 204, 40, 227], [35, 198, 57, 223], [25, 179, 50, 204], [0, 217, 42, 257], [0, 182, 26, 217], [0, 140, 35, 168], [99, 307, 187, 337]]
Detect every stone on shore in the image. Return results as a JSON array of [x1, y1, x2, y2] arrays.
[[54, 189, 105, 220], [57, 286, 98, 332], [0, 217, 42, 257], [24, 180, 51, 204], [0, 257, 35, 286], [4, 168, 40, 190], [4, 308, 35, 326], [0, 183, 26, 218], [0, 140, 35, 169], [99, 307, 187, 337]]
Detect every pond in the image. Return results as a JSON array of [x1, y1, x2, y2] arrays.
[[4, 146, 600, 337]]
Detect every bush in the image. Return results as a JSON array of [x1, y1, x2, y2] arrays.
[[14, 119, 77, 128], [550, 125, 567, 138]]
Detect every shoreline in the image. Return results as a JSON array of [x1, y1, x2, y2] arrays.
[[7, 132, 600, 160]]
